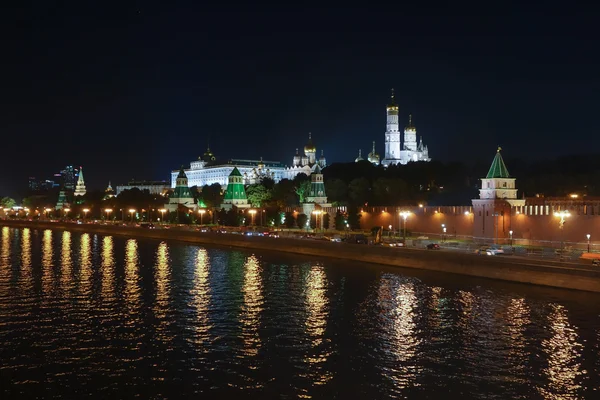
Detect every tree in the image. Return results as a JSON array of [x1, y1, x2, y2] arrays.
[[270, 179, 297, 207], [295, 180, 311, 203], [246, 184, 272, 207], [372, 177, 408, 205], [325, 179, 348, 205], [347, 205, 361, 230], [0, 197, 16, 208], [348, 177, 370, 205], [333, 210, 344, 230], [322, 213, 330, 230], [200, 183, 224, 208], [296, 213, 308, 230], [284, 212, 296, 228]]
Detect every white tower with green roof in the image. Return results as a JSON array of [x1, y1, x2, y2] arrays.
[[472, 147, 525, 241], [221, 167, 250, 209], [165, 166, 197, 212], [306, 164, 328, 204]]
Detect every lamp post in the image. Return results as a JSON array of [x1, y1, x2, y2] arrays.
[[249, 209, 257, 227], [441, 224, 446, 243], [399, 211, 410, 244], [198, 209, 206, 226], [105, 208, 112, 222], [553, 210, 571, 260], [129, 209, 136, 223], [82, 208, 89, 221], [159, 208, 166, 224], [587, 234, 591, 253], [312, 210, 322, 232], [63, 207, 70, 219], [509, 230, 513, 247]]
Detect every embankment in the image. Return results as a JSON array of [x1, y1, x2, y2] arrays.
[[3, 220, 600, 293]]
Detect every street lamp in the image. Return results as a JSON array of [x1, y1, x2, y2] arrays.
[[312, 210, 322, 232], [159, 208, 166, 224], [63, 208, 70, 219], [249, 209, 257, 227], [587, 234, 591, 253], [105, 208, 113, 222], [399, 211, 410, 244], [82, 208, 89, 220], [198, 209, 206, 226], [441, 223, 446, 243], [554, 210, 571, 260], [129, 209, 136, 223], [509, 230, 513, 248]]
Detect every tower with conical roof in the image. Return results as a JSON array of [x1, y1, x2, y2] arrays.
[[74, 166, 86, 197], [368, 141, 380, 165], [56, 190, 69, 210], [103, 181, 115, 200], [472, 147, 525, 241], [221, 167, 250, 209], [166, 166, 197, 212], [304, 132, 317, 165], [306, 164, 328, 204], [404, 114, 417, 151], [381, 89, 401, 166]]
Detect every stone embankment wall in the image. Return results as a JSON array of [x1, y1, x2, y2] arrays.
[[3, 220, 600, 293]]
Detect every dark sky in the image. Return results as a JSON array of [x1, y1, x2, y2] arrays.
[[2, 3, 599, 197]]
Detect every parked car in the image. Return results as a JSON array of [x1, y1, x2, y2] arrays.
[[346, 234, 368, 244], [426, 243, 440, 250], [475, 246, 503, 255], [140, 223, 155, 229]]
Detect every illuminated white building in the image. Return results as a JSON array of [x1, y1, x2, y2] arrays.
[[282, 133, 327, 180], [381, 89, 430, 166], [172, 147, 285, 189]]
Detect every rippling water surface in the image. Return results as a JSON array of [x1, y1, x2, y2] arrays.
[[1, 226, 600, 398]]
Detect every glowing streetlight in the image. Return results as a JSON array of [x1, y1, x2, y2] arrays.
[[129, 209, 136, 223], [63, 208, 70, 218], [198, 209, 206, 226], [249, 209, 257, 226], [105, 208, 113, 221], [312, 209, 322, 232], [509, 230, 513, 248], [554, 210, 571, 259], [399, 211, 410, 243], [159, 208, 166, 224], [587, 234, 591, 253], [441, 223, 447, 243], [82, 208, 90, 220]]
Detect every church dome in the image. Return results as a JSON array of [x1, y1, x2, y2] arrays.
[[201, 146, 216, 162], [319, 149, 326, 161], [405, 114, 416, 132], [355, 149, 364, 162], [367, 141, 380, 165], [304, 132, 316, 154]]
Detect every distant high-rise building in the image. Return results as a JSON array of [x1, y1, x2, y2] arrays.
[[60, 166, 76, 190]]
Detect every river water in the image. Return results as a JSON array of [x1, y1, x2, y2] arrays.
[[1, 226, 600, 399]]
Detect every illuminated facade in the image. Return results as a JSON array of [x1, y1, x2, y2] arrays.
[[381, 90, 430, 166], [165, 167, 197, 212], [283, 133, 327, 180], [74, 166, 86, 197], [172, 146, 285, 189]]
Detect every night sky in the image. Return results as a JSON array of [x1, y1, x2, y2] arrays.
[[2, 3, 599, 197]]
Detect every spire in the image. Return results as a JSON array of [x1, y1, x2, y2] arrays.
[[486, 147, 510, 178], [409, 114, 412, 126], [296, 148, 299, 155], [74, 166, 86, 197], [388, 88, 397, 107], [355, 149, 364, 162], [372, 141, 376, 153]]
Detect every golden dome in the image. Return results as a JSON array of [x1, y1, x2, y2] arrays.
[[304, 132, 316, 153]]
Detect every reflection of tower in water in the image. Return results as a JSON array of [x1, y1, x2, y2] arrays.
[[60, 231, 72, 290], [79, 233, 92, 297], [41, 229, 53, 294], [21, 228, 32, 285], [539, 304, 584, 399], [240, 255, 263, 357]]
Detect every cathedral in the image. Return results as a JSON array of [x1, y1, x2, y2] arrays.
[[380, 89, 430, 166], [282, 133, 327, 180]]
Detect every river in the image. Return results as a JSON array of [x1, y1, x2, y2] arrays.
[[1, 226, 599, 398]]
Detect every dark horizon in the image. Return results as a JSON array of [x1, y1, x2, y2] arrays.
[[2, 3, 600, 198]]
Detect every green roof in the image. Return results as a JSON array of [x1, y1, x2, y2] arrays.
[[313, 164, 321, 174], [229, 167, 242, 177], [486, 147, 510, 178], [177, 166, 187, 179]]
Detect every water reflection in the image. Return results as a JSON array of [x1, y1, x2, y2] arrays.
[[60, 231, 72, 289], [124, 239, 140, 310], [21, 228, 32, 278], [539, 304, 584, 399], [1, 226, 10, 268], [79, 233, 92, 296], [505, 298, 530, 364], [377, 274, 421, 391], [240, 255, 263, 356], [190, 248, 211, 344], [101, 236, 115, 300], [41, 229, 53, 293], [154, 241, 171, 339]]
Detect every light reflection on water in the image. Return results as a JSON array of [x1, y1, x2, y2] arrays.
[[0, 227, 600, 399]]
